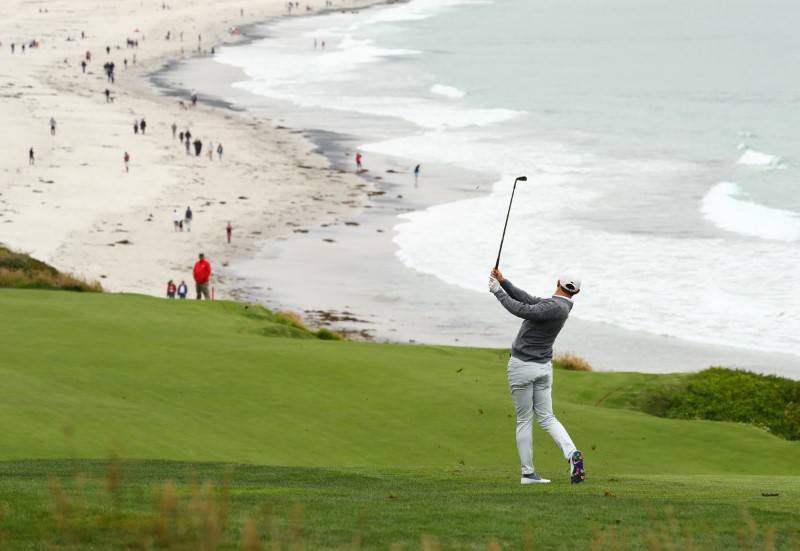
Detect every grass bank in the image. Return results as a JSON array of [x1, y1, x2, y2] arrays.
[[0, 246, 102, 292], [1, 288, 799, 548]]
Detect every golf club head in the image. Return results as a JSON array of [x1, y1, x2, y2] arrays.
[[516, 176, 527, 182]]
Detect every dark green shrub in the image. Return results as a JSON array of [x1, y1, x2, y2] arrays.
[[639, 378, 690, 418], [648, 368, 800, 440], [315, 328, 343, 341]]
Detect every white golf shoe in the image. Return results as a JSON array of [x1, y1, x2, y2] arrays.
[[520, 472, 551, 484]]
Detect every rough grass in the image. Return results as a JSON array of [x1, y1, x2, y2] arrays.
[[0, 246, 102, 292], [0, 460, 798, 550], [554, 351, 593, 371], [643, 368, 800, 441]]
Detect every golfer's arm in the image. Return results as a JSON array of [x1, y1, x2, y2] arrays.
[[494, 292, 555, 321], [499, 279, 540, 305]]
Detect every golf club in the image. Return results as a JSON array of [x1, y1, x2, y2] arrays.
[[494, 176, 527, 270]]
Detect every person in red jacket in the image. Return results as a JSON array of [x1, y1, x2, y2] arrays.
[[166, 279, 177, 299], [193, 252, 211, 300]]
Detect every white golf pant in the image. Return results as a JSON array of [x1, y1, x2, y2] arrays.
[[507, 356, 576, 475]]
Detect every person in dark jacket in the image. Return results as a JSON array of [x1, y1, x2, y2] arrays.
[[489, 268, 585, 485]]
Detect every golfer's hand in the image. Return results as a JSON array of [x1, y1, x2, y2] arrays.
[[488, 277, 502, 294], [491, 268, 505, 282]]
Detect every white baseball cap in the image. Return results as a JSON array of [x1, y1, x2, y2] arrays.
[[559, 273, 581, 294]]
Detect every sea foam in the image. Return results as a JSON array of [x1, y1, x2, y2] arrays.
[[737, 149, 784, 168], [393, 181, 800, 356], [430, 84, 466, 99], [701, 182, 800, 242], [359, 0, 491, 25]]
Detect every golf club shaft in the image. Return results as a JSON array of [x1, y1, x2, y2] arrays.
[[495, 178, 524, 269]]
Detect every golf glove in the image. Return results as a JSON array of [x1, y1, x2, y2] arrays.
[[488, 277, 502, 294]]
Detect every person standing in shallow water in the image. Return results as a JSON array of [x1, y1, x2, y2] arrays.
[[226, 222, 233, 243], [29, 147, 34, 165]]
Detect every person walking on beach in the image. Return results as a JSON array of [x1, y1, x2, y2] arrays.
[[184, 206, 193, 232], [105, 88, 111, 103], [29, 147, 34, 165], [355, 152, 362, 170], [123, 151, 130, 172], [207, 141, 214, 160], [133, 119, 139, 134], [139, 118, 147, 134], [488, 268, 585, 485], [193, 139, 202, 156], [50, 117, 57, 136], [193, 252, 211, 300], [217, 143, 223, 161], [81, 59, 86, 73], [414, 164, 420, 185], [166, 279, 177, 299], [172, 209, 181, 231], [171, 122, 177, 139], [226, 221, 233, 244], [177, 280, 188, 299]]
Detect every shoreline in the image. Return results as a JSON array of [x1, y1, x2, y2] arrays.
[[151, 8, 800, 379], [0, 0, 380, 300], [2, 0, 798, 380]]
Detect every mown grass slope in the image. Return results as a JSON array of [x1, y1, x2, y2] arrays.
[[1, 288, 797, 477]]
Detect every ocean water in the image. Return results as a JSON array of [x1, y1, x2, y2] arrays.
[[216, 0, 800, 356]]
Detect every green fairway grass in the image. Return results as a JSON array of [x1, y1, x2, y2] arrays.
[[1, 288, 799, 548], [0, 461, 797, 550]]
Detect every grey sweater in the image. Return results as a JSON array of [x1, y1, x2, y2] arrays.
[[493, 279, 573, 363]]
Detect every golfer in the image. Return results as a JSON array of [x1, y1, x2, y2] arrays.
[[489, 268, 585, 485]]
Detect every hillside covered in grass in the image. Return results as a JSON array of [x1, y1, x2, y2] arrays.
[[2, 288, 800, 549], [0, 246, 102, 292], [1, 288, 797, 475]]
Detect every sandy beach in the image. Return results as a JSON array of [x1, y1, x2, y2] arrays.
[[0, 0, 375, 298], [2, 0, 799, 381]]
